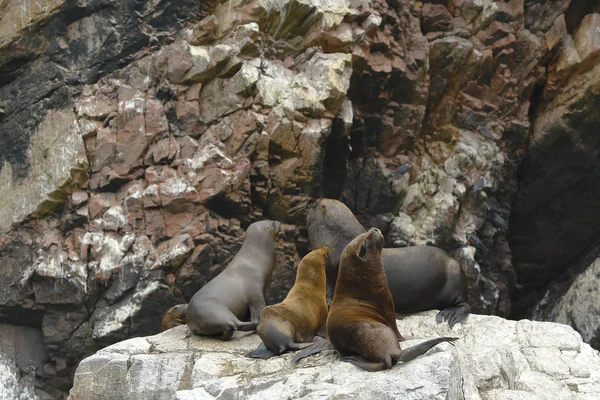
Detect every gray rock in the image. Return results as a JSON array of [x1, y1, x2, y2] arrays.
[[0, 351, 39, 400], [69, 312, 600, 400], [550, 257, 600, 349], [0, 109, 88, 232]]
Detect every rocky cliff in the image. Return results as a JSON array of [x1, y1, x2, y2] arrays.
[[1, 0, 600, 398]]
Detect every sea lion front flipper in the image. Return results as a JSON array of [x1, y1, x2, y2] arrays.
[[339, 356, 386, 372], [248, 296, 267, 324], [246, 342, 277, 359], [398, 337, 458, 363], [436, 303, 470, 327], [290, 340, 335, 363]]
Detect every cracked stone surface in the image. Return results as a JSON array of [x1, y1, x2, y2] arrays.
[[69, 312, 600, 400]]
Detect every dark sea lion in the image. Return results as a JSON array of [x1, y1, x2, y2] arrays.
[[301, 198, 470, 327], [294, 228, 457, 371], [160, 304, 188, 332], [186, 220, 283, 340], [246, 247, 330, 359]]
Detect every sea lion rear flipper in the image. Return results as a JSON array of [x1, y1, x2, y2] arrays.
[[340, 356, 386, 372], [398, 337, 458, 363], [290, 340, 335, 363], [436, 303, 470, 328], [246, 342, 277, 359]]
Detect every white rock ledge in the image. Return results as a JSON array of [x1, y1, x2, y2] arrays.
[[68, 312, 600, 400]]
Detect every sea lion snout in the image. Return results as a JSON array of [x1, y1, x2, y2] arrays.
[[273, 221, 285, 239], [366, 228, 384, 251]]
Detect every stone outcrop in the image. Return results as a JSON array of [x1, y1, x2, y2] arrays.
[[509, 10, 600, 322], [1, 0, 600, 397], [0, 352, 39, 400], [533, 257, 600, 350], [68, 312, 600, 400]]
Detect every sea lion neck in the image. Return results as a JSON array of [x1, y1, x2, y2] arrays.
[[241, 221, 278, 252], [335, 229, 388, 302], [295, 248, 327, 287], [307, 199, 366, 265]]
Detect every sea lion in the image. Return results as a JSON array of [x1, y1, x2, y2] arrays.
[[301, 198, 470, 327], [294, 228, 457, 371], [160, 304, 188, 332], [186, 220, 283, 340], [246, 247, 330, 359]]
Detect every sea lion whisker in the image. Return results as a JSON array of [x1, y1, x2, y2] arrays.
[[288, 201, 308, 216]]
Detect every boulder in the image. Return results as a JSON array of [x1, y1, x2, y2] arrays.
[[69, 312, 600, 400], [0, 351, 39, 400]]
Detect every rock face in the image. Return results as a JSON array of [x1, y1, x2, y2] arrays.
[[68, 312, 600, 400], [510, 10, 600, 319], [1, 0, 600, 397], [534, 257, 600, 350], [0, 351, 39, 400]]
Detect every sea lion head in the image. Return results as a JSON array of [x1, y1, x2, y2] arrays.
[[300, 198, 365, 266], [298, 247, 330, 280], [334, 227, 389, 304], [340, 227, 384, 274], [342, 228, 384, 263], [247, 220, 285, 241], [160, 304, 188, 332], [304, 198, 358, 230]]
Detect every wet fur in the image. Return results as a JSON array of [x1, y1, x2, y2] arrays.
[[247, 248, 329, 358], [306, 198, 470, 327], [311, 229, 458, 371], [186, 220, 282, 340]]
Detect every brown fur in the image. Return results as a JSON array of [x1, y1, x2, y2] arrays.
[[327, 228, 456, 371], [305, 198, 470, 327], [247, 248, 330, 358], [160, 304, 188, 332]]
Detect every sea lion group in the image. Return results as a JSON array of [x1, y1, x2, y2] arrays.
[[161, 198, 469, 372]]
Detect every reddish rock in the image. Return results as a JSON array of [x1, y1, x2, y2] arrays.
[[422, 4, 454, 34], [165, 41, 194, 83], [115, 88, 147, 175], [476, 21, 513, 46], [144, 209, 167, 237], [544, 14, 566, 52], [89, 194, 115, 219], [93, 128, 116, 173], [144, 136, 179, 165], [72, 191, 88, 207], [145, 99, 169, 139], [155, 234, 195, 270]]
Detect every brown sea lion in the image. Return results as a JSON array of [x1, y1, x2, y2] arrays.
[[301, 198, 470, 327], [186, 220, 283, 340], [160, 304, 188, 332], [294, 228, 457, 371], [246, 247, 330, 359]]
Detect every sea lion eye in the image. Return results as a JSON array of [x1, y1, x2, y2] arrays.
[[358, 242, 367, 259]]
